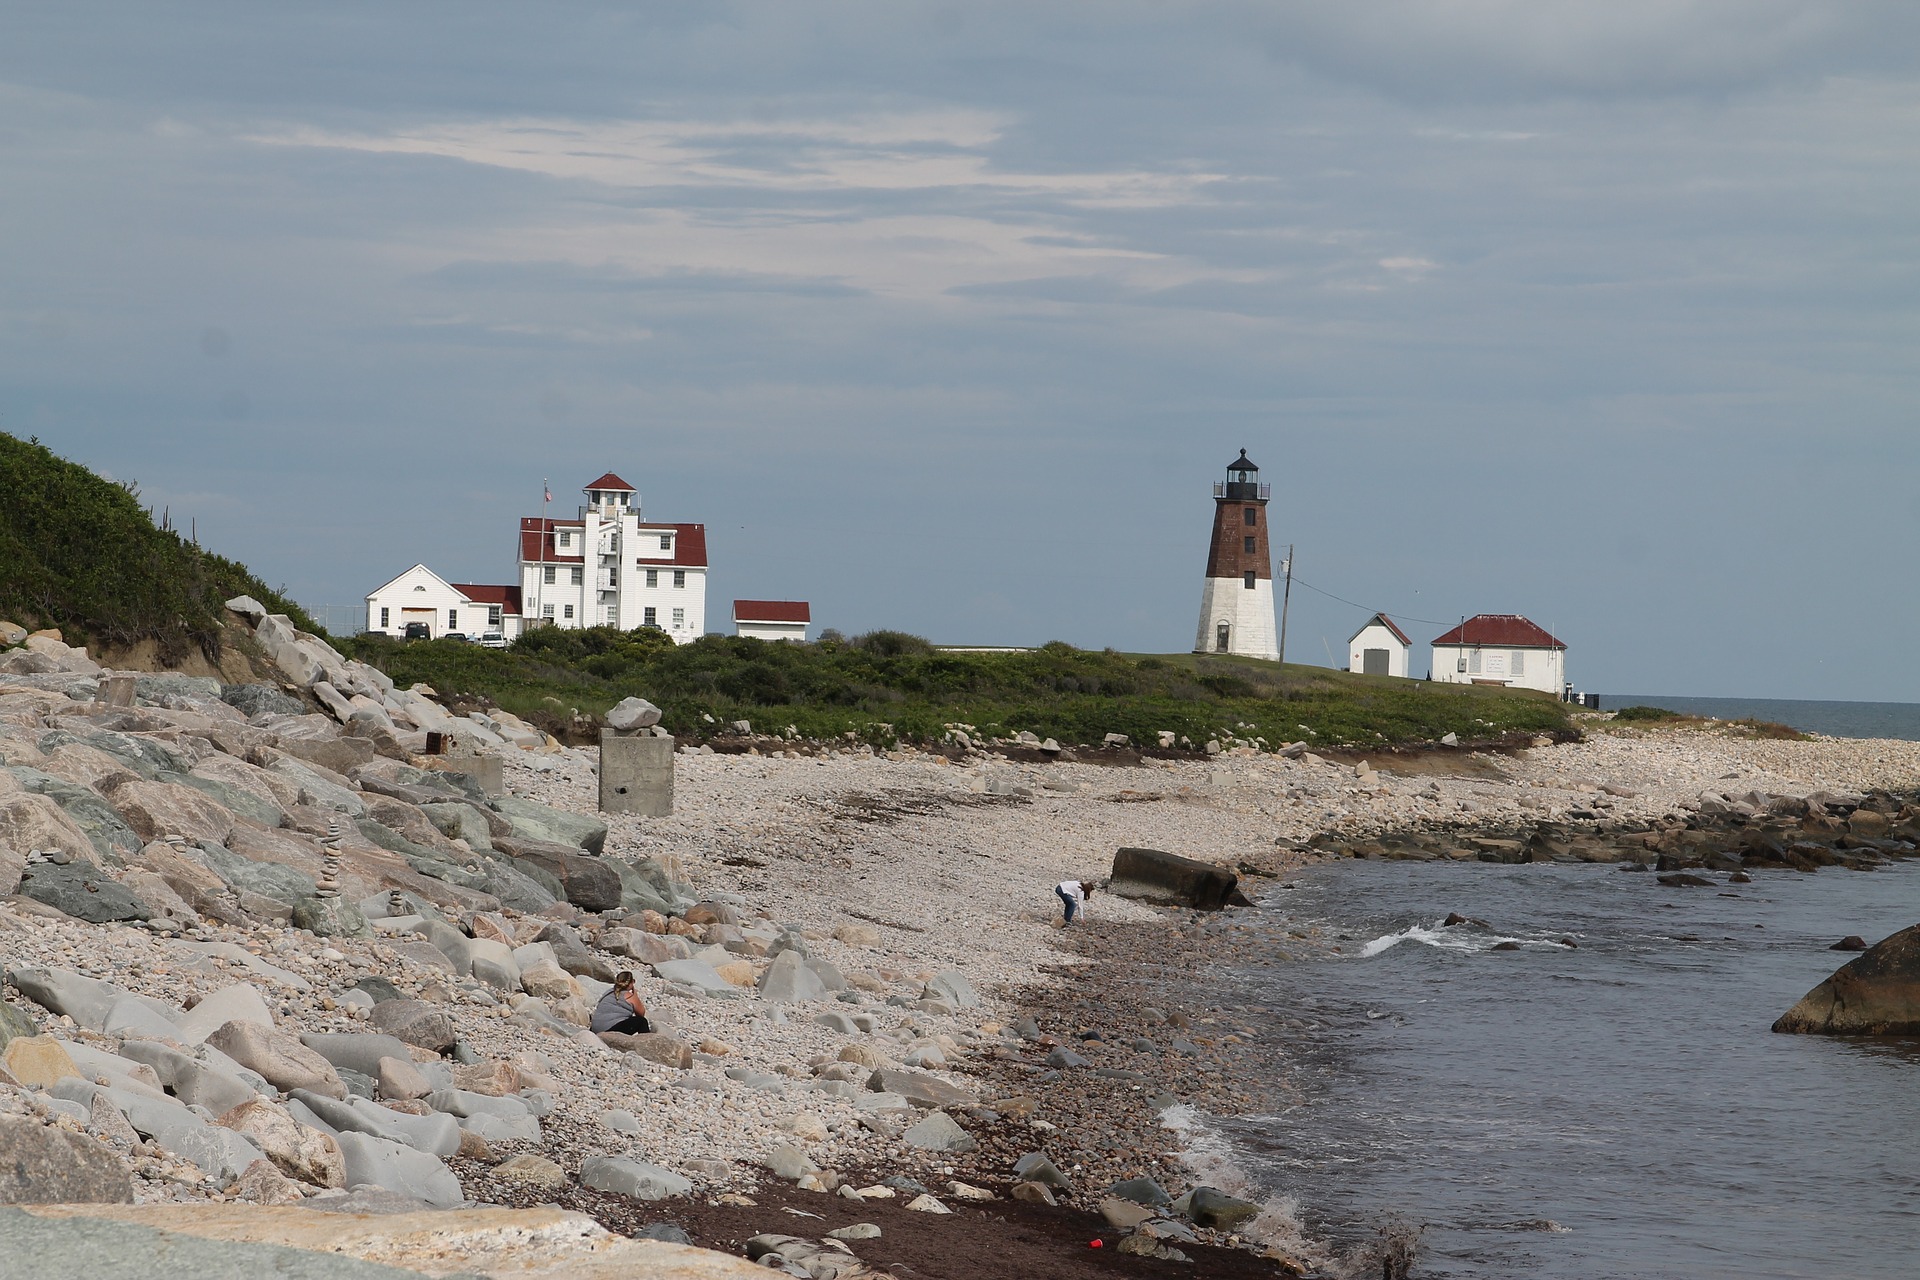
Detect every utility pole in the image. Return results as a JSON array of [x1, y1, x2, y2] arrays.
[[1277, 544, 1294, 666]]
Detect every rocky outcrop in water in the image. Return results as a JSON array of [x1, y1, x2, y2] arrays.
[[1772, 924, 1920, 1035], [1106, 847, 1239, 911]]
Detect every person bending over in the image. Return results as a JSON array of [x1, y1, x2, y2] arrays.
[[1055, 878, 1096, 926], [591, 970, 651, 1035]]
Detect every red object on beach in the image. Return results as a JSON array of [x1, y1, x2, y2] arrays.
[[1089, 1239, 1103, 1248]]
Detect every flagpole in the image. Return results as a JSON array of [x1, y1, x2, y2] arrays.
[[537, 478, 550, 628]]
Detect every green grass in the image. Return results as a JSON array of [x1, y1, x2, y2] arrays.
[[0, 431, 320, 662], [1612, 705, 1681, 721], [341, 627, 1574, 750]]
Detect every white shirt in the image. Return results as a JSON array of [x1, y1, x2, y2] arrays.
[[1057, 880, 1086, 905]]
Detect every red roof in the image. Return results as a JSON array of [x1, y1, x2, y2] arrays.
[[451, 583, 522, 614], [520, 518, 706, 567], [583, 472, 635, 492], [519, 518, 584, 563], [1431, 614, 1565, 650], [734, 600, 811, 624], [634, 523, 707, 568], [1351, 612, 1411, 646]]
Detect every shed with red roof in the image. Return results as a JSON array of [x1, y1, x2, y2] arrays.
[[1348, 613, 1413, 678], [734, 600, 811, 642], [1430, 614, 1566, 694]]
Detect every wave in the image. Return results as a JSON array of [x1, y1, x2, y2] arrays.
[[1159, 1103, 1332, 1268], [1359, 921, 1573, 958]]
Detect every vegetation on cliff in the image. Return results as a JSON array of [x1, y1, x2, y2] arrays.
[[342, 626, 1573, 749], [0, 431, 319, 663]]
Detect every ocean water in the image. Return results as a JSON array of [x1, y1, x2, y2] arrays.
[[1603, 695, 1920, 743], [1221, 861, 1920, 1279]]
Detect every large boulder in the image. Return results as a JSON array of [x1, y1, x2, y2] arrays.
[[0, 792, 101, 866], [206, 1022, 347, 1100], [490, 837, 621, 912], [332, 1131, 465, 1208], [489, 797, 607, 854], [98, 777, 237, 845], [1107, 846, 1239, 911], [757, 950, 824, 1004], [367, 1001, 457, 1054], [16, 864, 150, 924], [1774, 924, 1920, 1034], [0, 1115, 136, 1204], [580, 1156, 692, 1201], [215, 1099, 347, 1188]]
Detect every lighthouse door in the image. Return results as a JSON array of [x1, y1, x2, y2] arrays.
[[1215, 623, 1230, 653]]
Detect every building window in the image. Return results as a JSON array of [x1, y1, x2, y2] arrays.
[[645, 569, 658, 588], [557, 532, 570, 549], [1215, 623, 1229, 652], [543, 566, 556, 585], [570, 566, 583, 586], [673, 570, 686, 588], [1242, 570, 1256, 589], [448, 609, 458, 628], [672, 607, 685, 628], [659, 534, 672, 550], [644, 606, 657, 627], [1469, 648, 1482, 675], [487, 605, 502, 627], [1243, 536, 1256, 554], [563, 604, 574, 620], [1512, 650, 1526, 676], [542, 604, 555, 619], [606, 568, 617, 587], [380, 607, 389, 627], [1244, 507, 1258, 526]]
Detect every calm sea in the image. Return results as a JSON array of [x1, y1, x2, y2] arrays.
[[1603, 695, 1920, 742], [1220, 861, 1920, 1279]]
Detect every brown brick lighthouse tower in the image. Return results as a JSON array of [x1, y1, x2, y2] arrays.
[[1191, 450, 1278, 659]]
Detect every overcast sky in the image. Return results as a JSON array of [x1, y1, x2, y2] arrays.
[[3, 3, 1916, 699]]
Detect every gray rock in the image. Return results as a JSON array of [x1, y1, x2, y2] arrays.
[[206, 1022, 347, 1100], [900, 1111, 976, 1154], [0, 1115, 135, 1204], [225, 595, 269, 621], [864, 1067, 977, 1110], [1188, 1185, 1261, 1230], [196, 843, 318, 906], [1012, 1151, 1071, 1190], [648, 959, 739, 998], [757, 949, 825, 1004], [17, 864, 150, 923], [332, 1130, 464, 1208], [813, 1011, 860, 1034], [921, 970, 979, 1009], [291, 1092, 460, 1158], [102, 994, 181, 1042], [1045, 1046, 1089, 1069], [604, 698, 663, 732], [83, 1084, 267, 1181], [298, 1034, 416, 1079], [760, 1143, 819, 1181], [366, 1000, 456, 1054], [488, 796, 607, 854], [292, 896, 372, 940], [114, 1042, 259, 1115], [1107, 1176, 1172, 1207], [7, 968, 127, 1031], [0, 1001, 38, 1052], [635, 1222, 694, 1245], [0, 1199, 431, 1275], [222, 683, 309, 717], [457, 1110, 541, 1143], [600, 1110, 642, 1134], [421, 1090, 530, 1121], [578, 1156, 692, 1201]]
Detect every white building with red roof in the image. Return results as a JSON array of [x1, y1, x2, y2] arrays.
[[517, 472, 707, 641], [363, 470, 708, 644], [363, 564, 522, 643], [1348, 612, 1412, 678], [1430, 614, 1566, 694], [733, 599, 810, 642]]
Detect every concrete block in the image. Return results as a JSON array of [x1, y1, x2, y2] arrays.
[[600, 732, 674, 817]]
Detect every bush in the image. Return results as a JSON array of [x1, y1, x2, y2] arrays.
[[1613, 705, 1681, 721]]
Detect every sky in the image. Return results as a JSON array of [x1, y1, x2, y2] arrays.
[[2, 2, 1917, 700]]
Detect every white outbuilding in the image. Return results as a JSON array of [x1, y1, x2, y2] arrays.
[[734, 600, 811, 642], [1348, 613, 1412, 677], [364, 565, 521, 643], [1430, 614, 1566, 694]]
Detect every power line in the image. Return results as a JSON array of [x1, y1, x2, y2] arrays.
[[1286, 575, 1458, 628]]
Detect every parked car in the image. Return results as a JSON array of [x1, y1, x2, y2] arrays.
[[402, 622, 431, 640], [444, 632, 469, 643]]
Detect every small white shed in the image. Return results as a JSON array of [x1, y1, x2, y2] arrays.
[[1348, 613, 1413, 678], [734, 599, 811, 642]]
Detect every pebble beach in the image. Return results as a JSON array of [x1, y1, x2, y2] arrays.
[[6, 612, 1920, 1277]]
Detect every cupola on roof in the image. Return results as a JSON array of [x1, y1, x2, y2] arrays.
[[584, 472, 635, 492], [1227, 449, 1259, 472]]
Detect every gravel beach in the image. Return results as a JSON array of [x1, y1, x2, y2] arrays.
[[7, 618, 1920, 1277]]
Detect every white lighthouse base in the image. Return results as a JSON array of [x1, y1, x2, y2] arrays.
[[1192, 576, 1279, 660]]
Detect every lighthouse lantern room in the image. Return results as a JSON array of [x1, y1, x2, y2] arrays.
[[1191, 450, 1279, 660]]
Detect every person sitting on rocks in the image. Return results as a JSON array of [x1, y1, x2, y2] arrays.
[[591, 970, 652, 1035], [1055, 878, 1095, 926]]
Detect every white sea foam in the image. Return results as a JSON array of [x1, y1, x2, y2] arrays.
[[1159, 1103, 1332, 1268], [1359, 921, 1569, 957]]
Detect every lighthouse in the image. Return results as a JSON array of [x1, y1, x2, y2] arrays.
[[1192, 450, 1279, 660]]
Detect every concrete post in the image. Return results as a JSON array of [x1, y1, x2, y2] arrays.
[[600, 731, 674, 816]]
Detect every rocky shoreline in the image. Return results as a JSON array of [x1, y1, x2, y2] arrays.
[[5, 611, 1920, 1277]]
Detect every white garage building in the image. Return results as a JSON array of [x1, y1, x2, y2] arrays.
[[1348, 613, 1413, 677], [1430, 614, 1566, 694]]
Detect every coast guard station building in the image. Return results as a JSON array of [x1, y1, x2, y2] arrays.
[[365, 471, 708, 644], [1430, 614, 1566, 694]]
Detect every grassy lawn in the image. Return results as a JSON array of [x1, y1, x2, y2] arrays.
[[341, 628, 1572, 750]]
